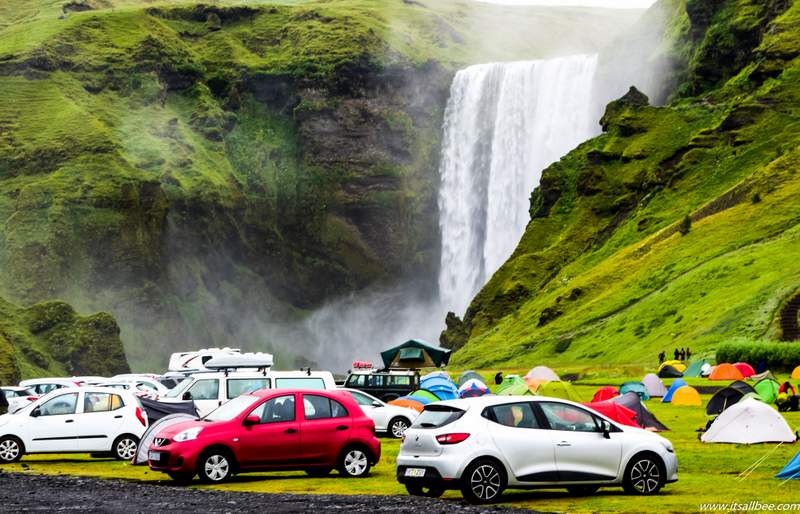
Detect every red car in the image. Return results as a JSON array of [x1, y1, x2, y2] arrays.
[[147, 389, 381, 483]]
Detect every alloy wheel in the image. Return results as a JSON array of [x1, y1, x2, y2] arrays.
[[0, 439, 20, 462], [116, 438, 137, 460], [630, 458, 661, 494], [470, 464, 502, 501], [390, 419, 409, 438], [343, 449, 368, 476], [204, 454, 230, 482]]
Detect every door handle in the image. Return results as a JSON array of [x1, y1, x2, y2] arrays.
[[336, 425, 349, 431], [284, 428, 298, 434], [65, 419, 74, 423], [557, 442, 571, 447], [114, 415, 123, 419]]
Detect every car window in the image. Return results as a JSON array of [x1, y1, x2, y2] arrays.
[[256, 395, 296, 423], [205, 395, 260, 422], [110, 394, 123, 410], [367, 375, 385, 387], [484, 402, 541, 429], [347, 375, 366, 387], [38, 393, 78, 416], [303, 395, 349, 420], [389, 375, 411, 386], [275, 377, 325, 390], [412, 405, 465, 429], [186, 379, 219, 400], [349, 391, 375, 406], [539, 402, 600, 432], [227, 378, 270, 399], [84, 393, 124, 413]]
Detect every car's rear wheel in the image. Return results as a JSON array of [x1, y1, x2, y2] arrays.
[[388, 417, 410, 438], [305, 467, 333, 477], [198, 450, 234, 483], [405, 483, 445, 498], [338, 447, 371, 478], [623, 454, 665, 495], [0, 436, 24, 463], [112, 434, 138, 461], [460, 459, 505, 504], [567, 485, 600, 496]]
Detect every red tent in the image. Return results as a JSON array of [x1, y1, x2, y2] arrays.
[[591, 386, 619, 403], [582, 401, 639, 428], [733, 362, 756, 378]]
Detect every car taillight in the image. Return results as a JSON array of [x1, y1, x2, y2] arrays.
[[436, 433, 470, 445], [26, 396, 38, 402], [135, 406, 146, 426]]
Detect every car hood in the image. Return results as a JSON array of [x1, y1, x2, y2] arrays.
[[155, 419, 207, 439]]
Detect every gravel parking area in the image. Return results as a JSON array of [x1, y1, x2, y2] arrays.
[[0, 472, 539, 513]]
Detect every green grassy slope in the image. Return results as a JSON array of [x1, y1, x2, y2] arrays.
[[0, 0, 641, 371], [448, 0, 800, 369]]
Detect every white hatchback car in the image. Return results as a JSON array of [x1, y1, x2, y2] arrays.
[[340, 388, 419, 438], [397, 396, 677, 503], [0, 387, 148, 463]]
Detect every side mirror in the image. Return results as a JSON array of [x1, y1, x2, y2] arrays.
[[601, 420, 612, 439], [371, 401, 382, 408], [182, 392, 192, 401], [30, 408, 40, 418], [243, 415, 260, 426]]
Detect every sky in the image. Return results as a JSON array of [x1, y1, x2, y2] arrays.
[[476, 0, 657, 8]]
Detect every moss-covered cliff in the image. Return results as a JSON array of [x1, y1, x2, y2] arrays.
[[447, 0, 800, 368], [0, 0, 638, 369]]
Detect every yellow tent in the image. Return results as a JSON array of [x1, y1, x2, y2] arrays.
[[792, 366, 800, 380], [660, 360, 687, 373], [671, 385, 701, 406]]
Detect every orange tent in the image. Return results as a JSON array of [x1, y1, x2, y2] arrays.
[[709, 363, 745, 381], [524, 377, 547, 392], [792, 366, 800, 380], [388, 398, 424, 412], [671, 386, 702, 406]]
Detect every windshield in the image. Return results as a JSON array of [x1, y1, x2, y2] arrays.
[[164, 378, 193, 399], [411, 405, 465, 429], [204, 395, 260, 422]]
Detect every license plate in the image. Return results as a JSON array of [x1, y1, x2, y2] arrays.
[[148, 451, 162, 461], [405, 468, 426, 477]]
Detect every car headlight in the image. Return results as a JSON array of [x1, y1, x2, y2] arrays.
[[173, 427, 203, 442]]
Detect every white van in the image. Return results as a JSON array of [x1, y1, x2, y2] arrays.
[[160, 370, 336, 417]]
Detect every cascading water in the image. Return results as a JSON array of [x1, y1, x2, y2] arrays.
[[437, 54, 600, 315]]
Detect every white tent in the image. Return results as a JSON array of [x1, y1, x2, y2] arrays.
[[525, 366, 560, 382], [641, 373, 668, 397], [701, 398, 796, 444]]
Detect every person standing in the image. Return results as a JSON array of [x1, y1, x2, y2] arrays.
[[494, 372, 503, 385], [658, 351, 665, 365], [674, 348, 679, 360], [686, 348, 692, 360]]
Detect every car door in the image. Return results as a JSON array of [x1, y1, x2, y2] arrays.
[[484, 401, 559, 483], [74, 392, 125, 451], [182, 378, 221, 417], [348, 390, 385, 431], [26, 392, 79, 453], [238, 394, 301, 467], [299, 394, 352, 465], [537, 401, 623, 482]]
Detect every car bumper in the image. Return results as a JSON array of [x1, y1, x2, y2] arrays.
[[147, 443, 201, 474], [665, 451, 678, 483], [396, 453, 464, 484]]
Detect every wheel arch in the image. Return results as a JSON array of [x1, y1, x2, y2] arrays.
[[197, 443, 239, 472], [0, 434, 26, 453], [339, 440, 377, 465], [463, 455, 509, 484]]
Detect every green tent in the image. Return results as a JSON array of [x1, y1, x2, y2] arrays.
[[683, 359, 710, 378], [410, 389, 440, 403], [536, 381, 582, 402], [740, 392, 764, 403], [497, 382, 533, 396], [754, 378, 780, 403], [496, 375, 528, 395], [380, 339, 451, 369]]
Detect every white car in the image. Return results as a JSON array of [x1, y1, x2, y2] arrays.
[[340, 388, 419, 438], [1, 387, 37, 414], [96, 382, 161, 400], [0, 387, 148, 463], [18, 378, 79, 395], [397, 396, 678, 503]]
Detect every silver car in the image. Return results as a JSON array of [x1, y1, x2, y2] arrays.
[[397, 395, 677, 503]]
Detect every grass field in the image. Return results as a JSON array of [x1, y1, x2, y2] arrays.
[[3, 377, 800, 512]]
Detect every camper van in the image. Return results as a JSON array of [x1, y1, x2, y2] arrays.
[[167, 347, 242, 374]]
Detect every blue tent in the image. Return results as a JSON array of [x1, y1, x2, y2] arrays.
[[619, 381, 650, 401], [458, 378, 491, 398], [777, 452, 800, 480], [662, 378, 688, 403], [420, 375, 459, 400]]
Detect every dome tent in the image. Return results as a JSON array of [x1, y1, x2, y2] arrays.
[[496, 375, 533, 396], [583, 401, 638, 428], [591, 386, 619, 403], [389, 397, 425, 412], [409, 389, 439, 404], [671, 385, 701, 406], [611, 392, 670, 431], [419, 375, 458, 400], [733, 362, 756, 378], [701, 398, 796, 444], [662, 378, 687, 403], [792, 366, 800, 380], [525, 366, 560, 382], [706, 386, 748, 415], [709, 363, 745, 381], [642, 373, 668, 397], [754, 378, 781, 403], [619, 381, 650, 401], [536, 381, 582, 402], [458, 378, 491, 398], [658, 365, 684, 378], [683, 359, 710, 378], [777, 451, 800, 480], [457, 370, 484, 387]]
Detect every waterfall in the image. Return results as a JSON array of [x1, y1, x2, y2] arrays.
[[437, 54, 600, 315]]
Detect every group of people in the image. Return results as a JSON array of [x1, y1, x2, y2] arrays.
[[658, 348, 692, 364], [777, 381, 799, 412]]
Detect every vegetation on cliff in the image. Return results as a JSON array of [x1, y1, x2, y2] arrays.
[[447, 0, 800, 369]]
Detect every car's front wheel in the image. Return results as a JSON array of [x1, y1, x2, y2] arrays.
[[405, 483, 445, 498], [0, 436, 24, 463], [112, 434, 138, 461], [388, 417, 410, 438], [460, 459, 506, 504], [623, 454, 665, 495], [198, 450, 234, 483], [338, 446, 371, 478]]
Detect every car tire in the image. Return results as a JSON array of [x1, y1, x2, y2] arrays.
[[112, 434, 139, 461], [0, 436, 24, 463], [388, 417, 410, 439], [623, 453, 665, 495], [405, 483, 445, 498], [167, 472, 194, 485], [460, 458, 506, 504], [338, 446, 371, 478], [305, 467, 333, 477], [567, 485, 600, 496], [198, 449, 235, 483]]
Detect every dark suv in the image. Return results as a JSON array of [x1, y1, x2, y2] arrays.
[[343, 370, 419, 402]]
